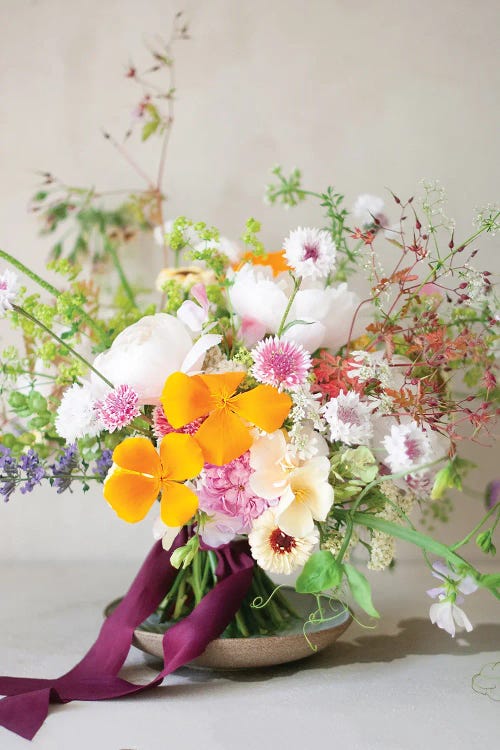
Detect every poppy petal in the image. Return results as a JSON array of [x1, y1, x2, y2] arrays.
[[161, 372, 211, 428], [160, 481, 199, 527], [230, 385, 292, 432], [198, 371, 246, 400], [159, 432, 204, 481], [112, 436, 161, 477], [104, 468, 160, 523], [194, 409, 252, 465]]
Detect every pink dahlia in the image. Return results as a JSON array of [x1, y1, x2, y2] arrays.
[[95, 384, 140, 432], [251, 337, 311, 389], [152, 404, 204, 439], [197, 451, 275, 533]]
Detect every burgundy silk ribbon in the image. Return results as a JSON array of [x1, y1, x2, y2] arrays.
[[0, 532, 254, 741]]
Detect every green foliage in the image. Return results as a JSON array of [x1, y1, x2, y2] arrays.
[[160, 279, 186, 313], [141, 103, 163, 141], [344, 563, 380, 618], [341, 446, 379, 483], [241, 218, 266, 256], [265, 166, 306, 207], [476, 529, 496, 556], [295, 550, 343, 594], [431, 457, 475, 500]]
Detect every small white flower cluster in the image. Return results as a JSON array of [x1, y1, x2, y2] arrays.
[[419, 178, 456, 232], [368, 530, 395, 571], [472, 203, 500, 236], [323, 529, 359, 562], [348, 351, 392, 388], [457, 263, 492, 313]]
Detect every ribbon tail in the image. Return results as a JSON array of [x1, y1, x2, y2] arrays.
[[0, 688, 52, 741]]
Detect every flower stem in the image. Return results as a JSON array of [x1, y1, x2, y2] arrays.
[[12, 304, 114, 388], [0, 247, 107, 342], [104, 239, 138, 308], [276, 275, 301, 336]]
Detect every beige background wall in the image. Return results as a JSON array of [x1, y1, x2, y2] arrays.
[[0, 0, 498, 561]]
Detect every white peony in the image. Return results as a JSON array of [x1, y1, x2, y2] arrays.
[[91, 314, 195, 404], [229, 264, 360, 353], [352, 194, 387, 228]]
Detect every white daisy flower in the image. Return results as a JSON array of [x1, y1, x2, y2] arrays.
[[382, 420, 433, 476], [248, 509, 318, 575], [352, 194, 387, 228], [283, 227, 336, 280], [55, 381, 102, 442], [0, 269, 19, 315], [321, 390, 374, 446]]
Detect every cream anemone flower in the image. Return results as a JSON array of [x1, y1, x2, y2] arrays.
[[248, 510, 318, 575], [249, 430, 334, 537]]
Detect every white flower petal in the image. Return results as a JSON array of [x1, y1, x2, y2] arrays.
[[181, 333, 223, 374], [276, 501, 315, 538]]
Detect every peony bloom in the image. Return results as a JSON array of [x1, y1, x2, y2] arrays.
[[197, 451, 273, 534], [322, 390, 375, 446], [251, 337, 311, 390], [228, 264, 289, 346], [352, 194, 387, 228], [283, 227, 336, 280], [94, 384, 140, 433], [161, 371, 292, 466], [91, 314, 215, 404], [229, 264, 359, 353], [104, 434, 203, 527], [55, 381, 101, 442], [0, 269, 19, 315], [249, 430, 334, 537], [248, 510, 318, 575]]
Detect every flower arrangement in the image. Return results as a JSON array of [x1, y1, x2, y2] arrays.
[[0, 15, 499, 739]]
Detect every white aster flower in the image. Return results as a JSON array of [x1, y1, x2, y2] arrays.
[[0, 269, 19, 315], [283, 227, 336, 280], [55, 381, 101, 442], [321, 391, 374, 446], [382, 420, 434, 476], [248, 509, 318, 575], [352, 194, 387, 228]]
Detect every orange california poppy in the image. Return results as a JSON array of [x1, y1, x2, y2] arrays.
[[233, 251, 290, 277], [103, 434, 203, 526], [161, 371, 292, 466]]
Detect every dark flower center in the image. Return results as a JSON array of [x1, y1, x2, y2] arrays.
[[269, 528, 297, 554]]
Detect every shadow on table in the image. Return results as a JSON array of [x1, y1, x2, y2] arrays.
[[166, 617, 500, 686]]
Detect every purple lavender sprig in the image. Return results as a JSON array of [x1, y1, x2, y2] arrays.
[[0, 446, 45, 501], [93, 449, 113, 481], [50, 443, 80, 494]]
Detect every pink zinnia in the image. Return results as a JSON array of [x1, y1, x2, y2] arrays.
[[251, 337, 311, 389], [197, 452, 275, 533], [152, 405, 204, 439], [95, 384, 140, 432]]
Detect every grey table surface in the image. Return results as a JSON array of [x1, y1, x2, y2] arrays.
[[1, 558, 498, 750]]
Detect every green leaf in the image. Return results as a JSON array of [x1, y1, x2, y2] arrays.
[[141, 118, 159, 141], [344, 563, 380, 618], [342, 446, 379, 483], [295, 550, 343, 594]]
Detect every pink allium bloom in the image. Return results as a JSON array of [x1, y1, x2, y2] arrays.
[[152, 404, 204, 439], [198, 451, 275, 535], [95, 384, 140, 433], [251, 337, 311, 389]]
